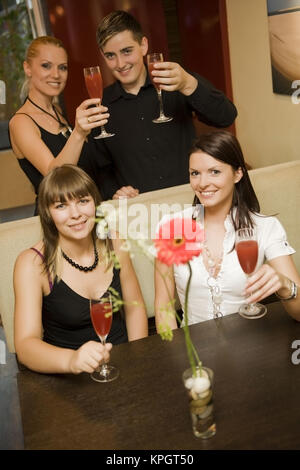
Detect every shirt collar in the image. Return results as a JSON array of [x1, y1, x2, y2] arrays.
[[104, 66, 153, 103]]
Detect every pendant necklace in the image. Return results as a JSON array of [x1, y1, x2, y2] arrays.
[[203, 242, 223, 319], [192, 205, 223, 318], [27, 96, 72, 138], [61, 241, 99, 272]]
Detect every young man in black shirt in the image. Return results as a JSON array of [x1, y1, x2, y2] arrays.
[[92, 10, 237, 201]]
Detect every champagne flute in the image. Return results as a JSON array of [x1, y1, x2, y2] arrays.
[[235, 228, 267, 319], [90, 293, 119, 382], [147, 53, 173, 123], [83, 66, 115, 139]]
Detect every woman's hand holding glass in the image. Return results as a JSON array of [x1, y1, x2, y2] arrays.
[[245, 264, 292, 304], [68, 340, 112, 375], [89, 293, 119, 382], [83, 66, 115, 139], [74, 98, 110, 138], [235, 228, 267, 319]]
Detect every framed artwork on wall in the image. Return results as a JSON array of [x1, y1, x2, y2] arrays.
[[267, 0, 300, 95]]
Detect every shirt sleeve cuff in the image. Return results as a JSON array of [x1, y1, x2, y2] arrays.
[[184, 73, 214, 109]]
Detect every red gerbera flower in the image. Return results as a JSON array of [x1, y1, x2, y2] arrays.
[[155, 217, 204, 266]]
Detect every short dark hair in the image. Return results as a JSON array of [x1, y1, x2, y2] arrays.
[[190, 131, 260, 230], [96, 10, 143, 49]]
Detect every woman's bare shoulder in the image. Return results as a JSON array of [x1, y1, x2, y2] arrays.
[[9, 108, 40, 135], [15, 241, 44, 269]]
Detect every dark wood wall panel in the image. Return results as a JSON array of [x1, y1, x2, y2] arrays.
[[46, 0, 234, 134], [161, 0, 234, 135], [176, 0, 226, 93]]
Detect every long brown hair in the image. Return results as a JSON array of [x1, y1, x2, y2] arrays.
[[38, 165, 111, 278], [190, 131, 260, 230]]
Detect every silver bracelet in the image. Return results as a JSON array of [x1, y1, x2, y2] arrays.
[[275, 280, 298, 301]]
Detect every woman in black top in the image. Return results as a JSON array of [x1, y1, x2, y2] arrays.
[[13, 165, 148, 375], [9, 36, 109, 213]]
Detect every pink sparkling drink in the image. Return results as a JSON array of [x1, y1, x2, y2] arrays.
[[90, 301, 112, 339]]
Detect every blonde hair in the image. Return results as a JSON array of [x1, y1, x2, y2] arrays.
[[20, 36, 67, 102]]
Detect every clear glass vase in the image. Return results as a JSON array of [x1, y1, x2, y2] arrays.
[[182, 366, 216, 439]]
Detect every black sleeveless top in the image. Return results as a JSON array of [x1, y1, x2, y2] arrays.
[[9, 113, 99, 196], [17, 122, 67, 194], [42, 267, 128, 349]]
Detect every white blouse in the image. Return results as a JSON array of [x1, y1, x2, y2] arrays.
[[159, 207, 295, 325]]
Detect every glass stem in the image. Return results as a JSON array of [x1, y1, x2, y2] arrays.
[[184, 263, 198, 376], [99, 336, 109, 374], [246, 274, 255, 310], [157, 89, 164, 117]]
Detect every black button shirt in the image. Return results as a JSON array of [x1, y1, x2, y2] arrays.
[[87, 69, 237, 200]]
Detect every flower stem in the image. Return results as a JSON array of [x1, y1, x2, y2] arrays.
[[102, 232, 202, 375], [183, 262, 201, 376]]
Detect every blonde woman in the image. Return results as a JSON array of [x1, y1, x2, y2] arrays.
[[9, 36, 109, 213], [14, 165, 148, 374]]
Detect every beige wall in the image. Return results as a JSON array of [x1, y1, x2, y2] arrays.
[[0, 149, 35, 209], [226, 0, 300, 168]]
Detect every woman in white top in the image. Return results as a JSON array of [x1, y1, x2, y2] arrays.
[[155, 131, 300, 329]]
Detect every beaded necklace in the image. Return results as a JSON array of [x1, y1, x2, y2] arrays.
[[61, 241, 99, 272], [27, 96, 72, 138]]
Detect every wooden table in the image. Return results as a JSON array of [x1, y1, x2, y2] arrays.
[[2, 302, 300, 450]]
